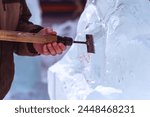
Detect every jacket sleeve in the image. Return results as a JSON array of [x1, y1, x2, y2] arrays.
[[14, 0, 43, 56]]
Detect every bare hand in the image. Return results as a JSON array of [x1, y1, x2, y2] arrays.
[[33, 28, 66, 56]]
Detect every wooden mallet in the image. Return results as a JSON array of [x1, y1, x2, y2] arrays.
[[0, 30, 95, 53]]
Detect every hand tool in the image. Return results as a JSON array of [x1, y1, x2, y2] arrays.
[[0, 30, 95, 53]]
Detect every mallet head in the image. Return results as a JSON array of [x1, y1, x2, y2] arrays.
[[86, 34, 95, 53], [57, 34, 95, 53]]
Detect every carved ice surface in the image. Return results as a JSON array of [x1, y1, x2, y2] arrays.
[[48, 0, 150, 99]]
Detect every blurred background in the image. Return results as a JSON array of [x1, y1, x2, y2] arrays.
[[5, 0, 86, 100]]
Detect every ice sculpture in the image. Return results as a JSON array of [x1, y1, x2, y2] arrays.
[[48, 0, 150, 99]]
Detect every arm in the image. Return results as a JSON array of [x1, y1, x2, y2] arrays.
[[14, 0, 43, 56], [14, 0, 66, 56]]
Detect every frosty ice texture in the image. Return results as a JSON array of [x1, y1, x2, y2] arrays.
[[48, 0, 150, 99]]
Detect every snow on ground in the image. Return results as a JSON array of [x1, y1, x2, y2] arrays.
[[48, 0, 150, 100]]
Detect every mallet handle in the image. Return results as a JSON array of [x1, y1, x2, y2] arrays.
[[0, 30, 57, 44]]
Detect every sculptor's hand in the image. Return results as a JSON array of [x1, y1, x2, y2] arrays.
[[33, 28, 66, 55]]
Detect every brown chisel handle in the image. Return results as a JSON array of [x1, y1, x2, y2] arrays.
[[0, 30, 58, 43]]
